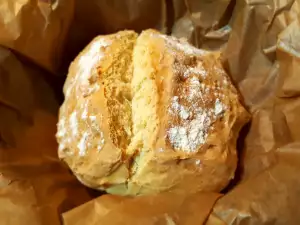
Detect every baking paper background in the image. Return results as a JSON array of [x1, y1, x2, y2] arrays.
[[1, 0, 300, 224], [0, 0, 74, 72], [63, 192, 221, 225], [0, 47, 91, 225]]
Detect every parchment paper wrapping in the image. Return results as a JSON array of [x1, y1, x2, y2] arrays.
[[62, 0, 168, 69], [2, 0, 300, 224], [208, 0, 300, 224], [0, 0, 74, 72], [63, 193, 221, 225], [0, 47, 91, 225]]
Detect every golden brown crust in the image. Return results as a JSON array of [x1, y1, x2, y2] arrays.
[[56, 29, 250, 196], [56, 30, 137, 188]]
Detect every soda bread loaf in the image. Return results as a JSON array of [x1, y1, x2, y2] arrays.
[[56, 29, 250, 196]]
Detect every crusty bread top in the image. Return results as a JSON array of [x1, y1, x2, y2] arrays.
[[56, 29, 250, 196], [130, 30, 240, 154], [125, 30, 249, 195], [57, 30, 137, 187]]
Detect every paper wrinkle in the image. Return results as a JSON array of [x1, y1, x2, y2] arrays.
[[209, 0, 300, 224], [63, 192, 221, 225], [0, 47, 34, 115], [0, 0, 74, 72], [0, 49, 91, 225]]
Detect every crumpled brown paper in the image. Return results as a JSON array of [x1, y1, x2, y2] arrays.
[[0, 47, 91, 225], [62, 0, 168, 70], [207, 0, 300, 224], [2, 0, 300, 224], [63, 192, 221, 225], [0, 0, 74, 72]]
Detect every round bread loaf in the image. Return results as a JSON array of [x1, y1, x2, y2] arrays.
[[56, 29, 250, 196]]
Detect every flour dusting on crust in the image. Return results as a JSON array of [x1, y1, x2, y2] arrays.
[[165, 35, 228, 153], [57, 37, 111, 157], [65, 38, 112, 97]]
